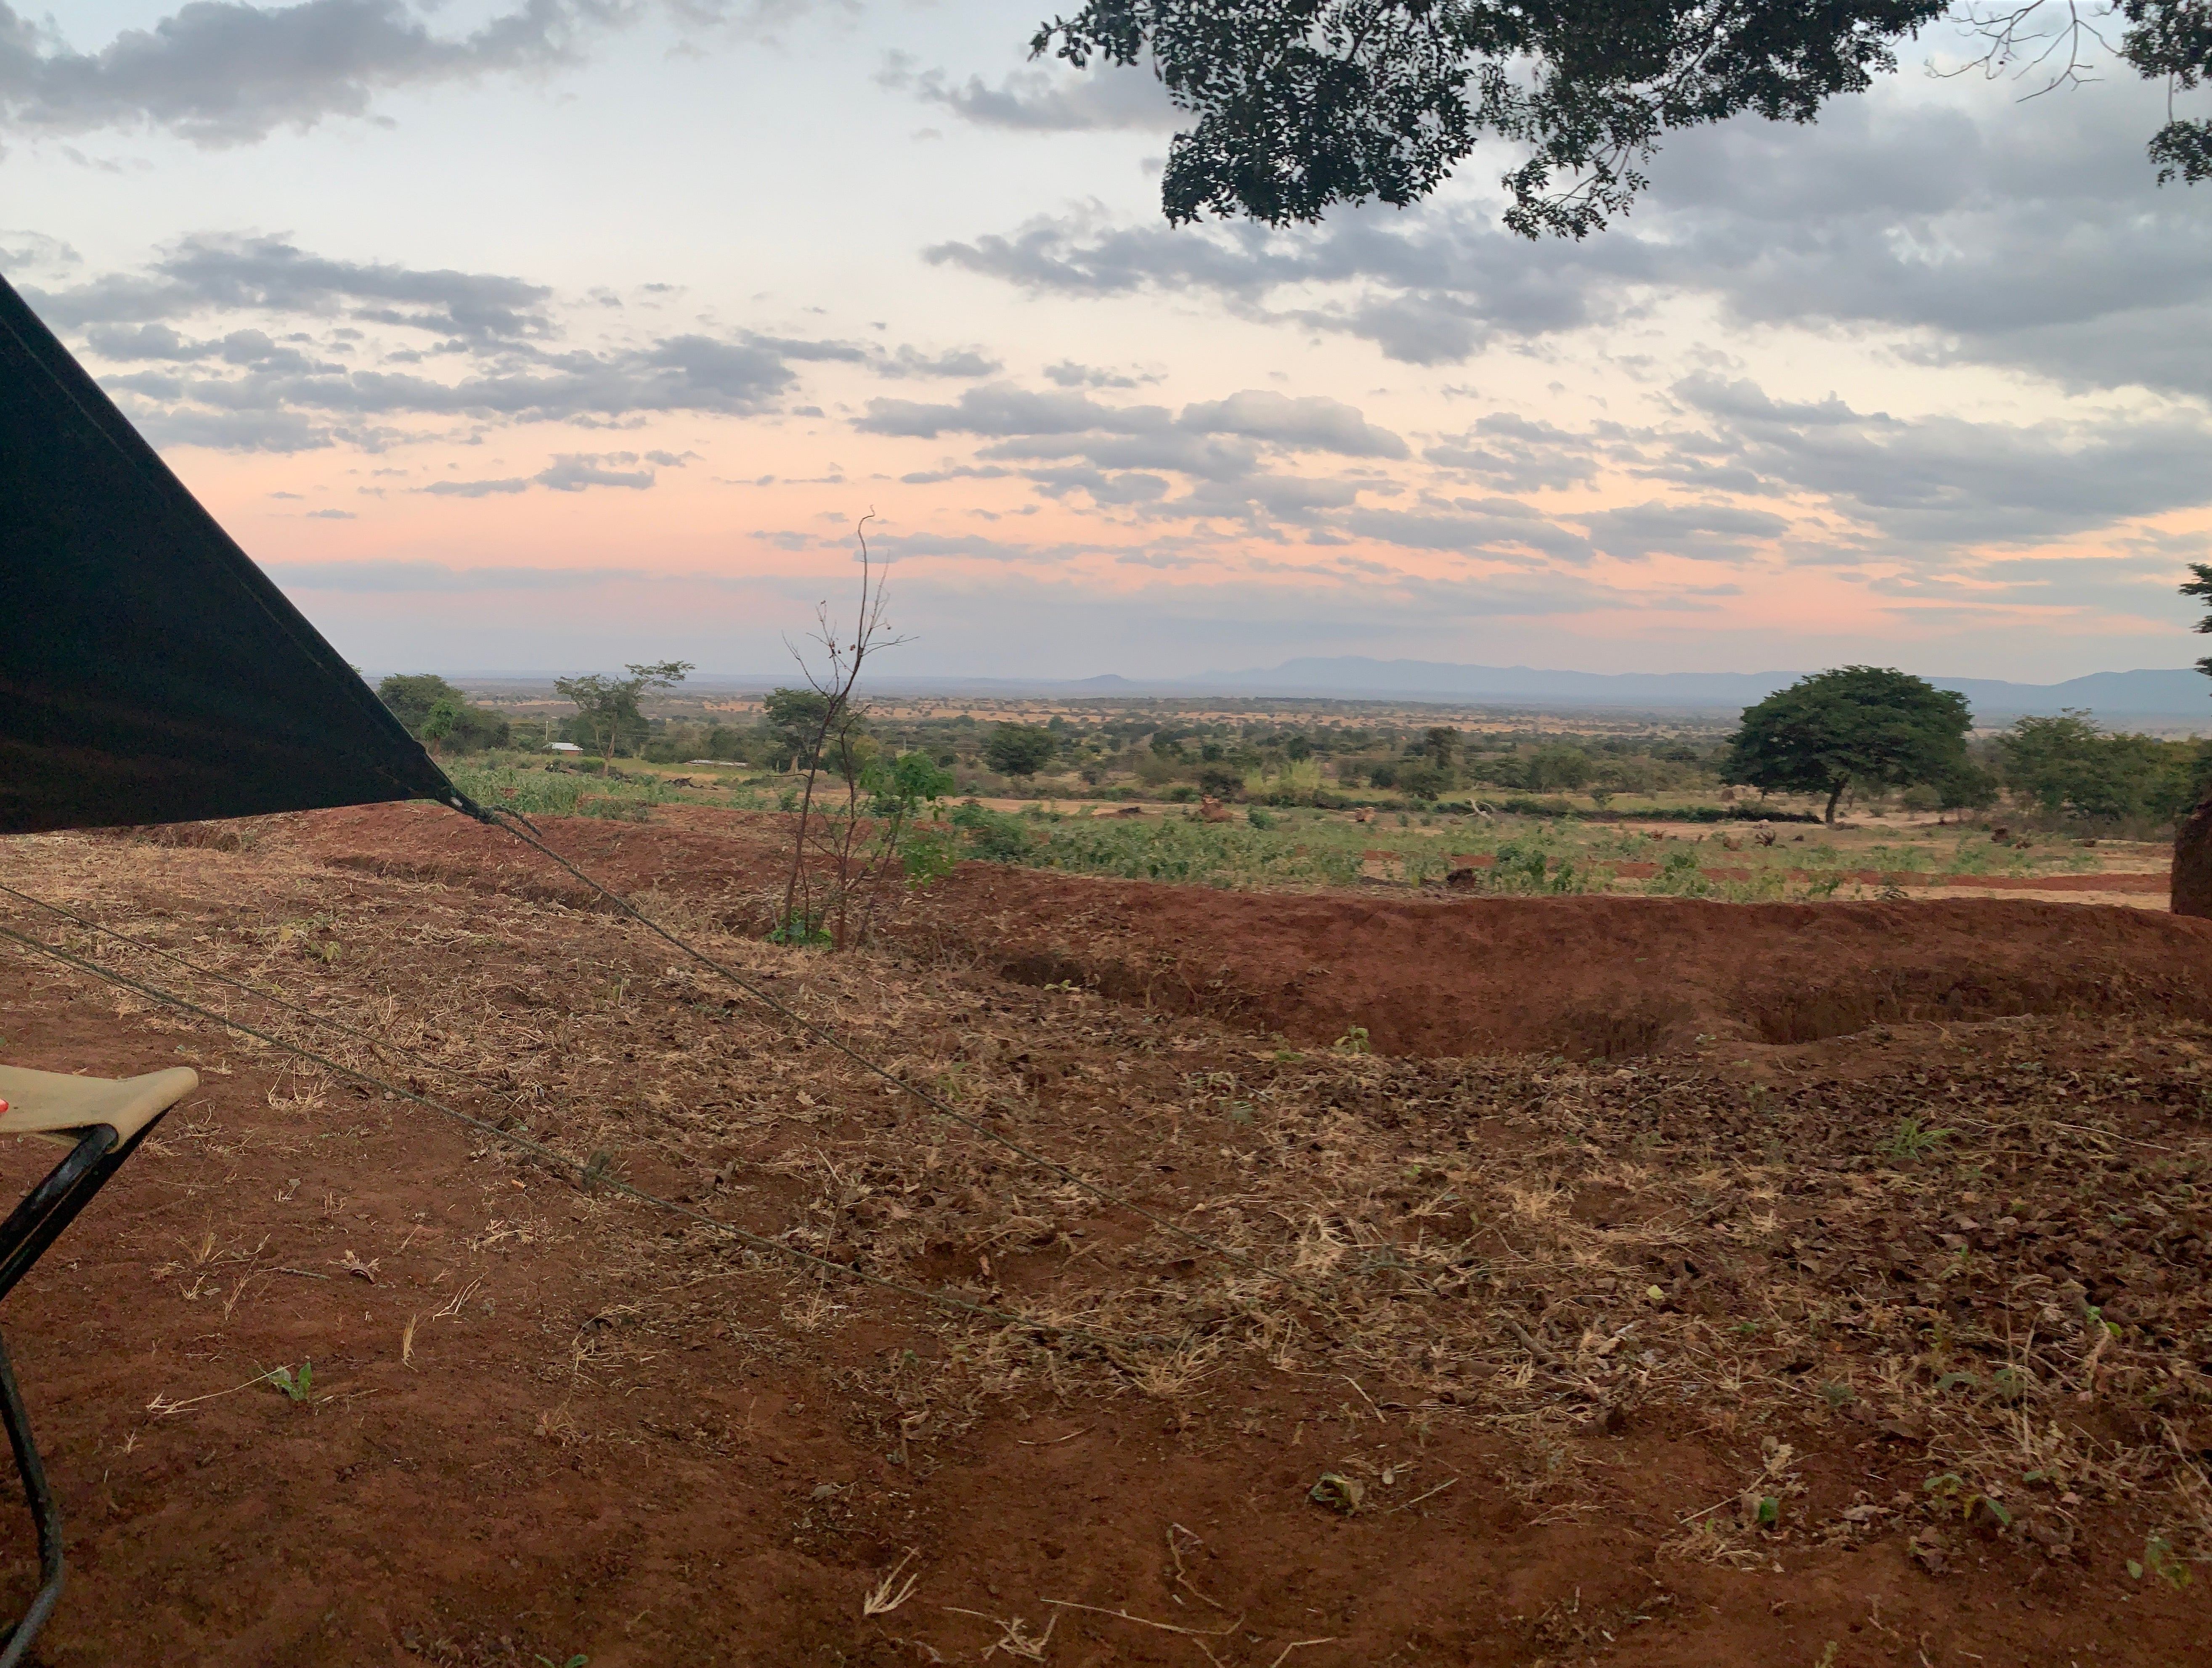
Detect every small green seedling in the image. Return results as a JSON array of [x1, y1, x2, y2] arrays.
[[1333, 1026, 1371, 1055], [534, 1655, 589, 1668], [264, 1361, 312, 1404], [2129, 1533, 2192, 1590], [1755, 1495, 1780, 1528], [1883, 1116, 1955, 1161]]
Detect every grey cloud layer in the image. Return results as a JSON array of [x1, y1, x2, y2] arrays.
[[37, 233, 556, 341], [0, 0, 603, 146], [926, 206, 1644, 368], [424, 448, 682, 496], [22, 233, 993, 451], [1660, 374, 2212, 557], [859, 382, 1414, 527], [927, 79, 2212, 397], [866, 366, 2212, 586], [0, 0, 844, 146], [877, 51, 1178, 134], [99, 330, 807, 450]]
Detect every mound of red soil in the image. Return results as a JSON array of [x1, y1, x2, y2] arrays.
[[279, 804, 2212, 1059], [919, 868, 2212, 1056]]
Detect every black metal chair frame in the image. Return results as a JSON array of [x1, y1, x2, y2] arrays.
[[0, 1117, 164, 1668]]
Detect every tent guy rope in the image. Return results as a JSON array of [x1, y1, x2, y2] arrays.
[[0, 919, 1167, 1350]]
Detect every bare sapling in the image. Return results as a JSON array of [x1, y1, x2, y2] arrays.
[[772, 518, 954, 949]]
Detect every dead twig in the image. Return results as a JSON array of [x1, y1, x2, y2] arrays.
[[1168, 1522, 1231, 1612], [1040, 1599, 1243, 1639], [944, 1607, 1056, 1661], [862, 1548, 921, 1617], [1387, 1475, 1460, 1513]]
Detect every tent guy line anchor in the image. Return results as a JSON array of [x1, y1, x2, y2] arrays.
[[477, 805, 1310, 1292], [0, 921, 1164, 1351]]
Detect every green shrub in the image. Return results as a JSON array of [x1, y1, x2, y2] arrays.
[[950, 801, 1034, 862]]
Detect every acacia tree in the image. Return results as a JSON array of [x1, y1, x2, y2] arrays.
[[1033, 2, 2208, 236], [1724, 665, 1972, 823], [555, 661, 692, 775], [984, 723, 1058, 783]]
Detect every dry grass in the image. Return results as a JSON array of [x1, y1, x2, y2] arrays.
[[6, 821, 2212, 1578]]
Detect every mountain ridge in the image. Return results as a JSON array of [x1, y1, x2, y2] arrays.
[[427, 659, 2212, 720], [1185, 657, 2211, 717]]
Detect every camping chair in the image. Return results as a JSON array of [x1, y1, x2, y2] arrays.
[[0, 1065, 197, 1667]]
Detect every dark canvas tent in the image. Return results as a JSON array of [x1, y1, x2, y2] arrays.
[[0, 270, 466, 835]]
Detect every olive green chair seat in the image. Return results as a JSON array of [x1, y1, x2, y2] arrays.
[[0, 1063, 197, 1667]]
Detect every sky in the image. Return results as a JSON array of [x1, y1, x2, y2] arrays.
[[4, 1, 2210, 682]]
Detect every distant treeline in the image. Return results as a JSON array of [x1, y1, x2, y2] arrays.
[[379, 673, 2210, 831]]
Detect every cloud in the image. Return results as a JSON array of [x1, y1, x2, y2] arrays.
[[425, 450, 663, 496], [1424, 414, 1606, 491], [0, 226, 75, 270], [1340, 504, 1596, 564], [93, 324, 823, 451], [304, 506, 355, 518], [923, 77, 2212, 394], [1043, 359, 1151, 389], [925, 202, 1650, 365], [1025, 464, 1171, 506], [0, 0, 607, 147], [877, 342, 1004, 379], [1665, 373, 2212, 556], [23, 233, 998, 451], [860, 530, 1099, 565], [1178, 390, 1407, 461], [857, 382, 1157, 440], [260, 557, 648, 591], [26, 231, 554, 340], [898, 464, 1013, 484], [1573, 499, 1791, 562], [1641, 79, 2212, 400], [877, 51, 1176, 133], [857, 379, 1422, 527], [857, 381, 1403, 460], [535, 452, 654, 490], [423, 476, 531, 498]]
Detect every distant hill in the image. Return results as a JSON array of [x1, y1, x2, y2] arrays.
[[1188, 657, 2212, 719]]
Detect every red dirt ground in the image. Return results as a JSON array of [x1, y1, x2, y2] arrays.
[[0, 807, 2207, 1666]]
